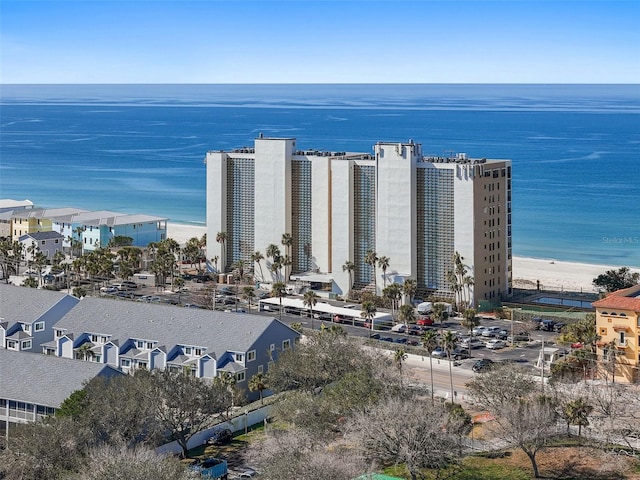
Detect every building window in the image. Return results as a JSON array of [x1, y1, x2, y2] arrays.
[[235, 353, 243, 362], [195, 348, 202, 356], [121, 359, 131, 367], [21, 340, 32, 350], [269, 343, 275, 351], [147, 342, 153, 349], [282, 339, 291, 350], [185, 347, 192, 355], [137, 340, 144, 348], [247, 350, 256, 362], [236, 371, 246, 382], [257, 365, 263, 374], [7, 340, 17, 349], [91, 334, 98, 343], [619, 331, 626, 345], [600, 328, 607, 335], [23, 324, 31, 333], [34, 322, 45, 332], [55, 330, 63, 338], [138, 361, 147, 369], [94, 355, 101, 363]]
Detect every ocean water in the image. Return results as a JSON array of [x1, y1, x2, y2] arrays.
[[1, 84, 639, 267]]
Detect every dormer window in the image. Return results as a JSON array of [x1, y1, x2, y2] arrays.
[[91, 334, 99, 343], [195, 348, 202, 356], [146, 342, 153, 349], [23, 324, 31, 333], [55, 330, 63, 338], [137, 340, 144, 348], [235, 353, 243, 362], [184, 347, 192, 355]]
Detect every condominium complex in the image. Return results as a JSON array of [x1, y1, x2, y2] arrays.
[[206, 136, 512, 305]]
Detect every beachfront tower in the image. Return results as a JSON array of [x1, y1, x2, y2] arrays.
[[205, 137, 512, 306]]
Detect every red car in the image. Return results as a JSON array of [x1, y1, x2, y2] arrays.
[[417, 317, 433, 326], [571, 342, 584, 349]]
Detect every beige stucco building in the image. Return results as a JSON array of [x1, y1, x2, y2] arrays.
[[593, 285, 640, 383]]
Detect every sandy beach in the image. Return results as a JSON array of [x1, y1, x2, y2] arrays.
[[168, 222, 639, 294]]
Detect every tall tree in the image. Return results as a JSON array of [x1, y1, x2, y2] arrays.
[[402, 278, 417, 305], [377, 255, 390, 288], [441, 330, 458, 403], [360, 300, 377, 331], [243, 285, 256, 312], [422, 329, 439, 405], [398, 304, 415, 328], [341, 260, 355, 297], [271, 281, 286, 321], [364, 249, 378, 291], [303, 289, 319, 330], [431, 302, 447, 327], [251, 250, 265, 282], [215, 231, 227, 272]]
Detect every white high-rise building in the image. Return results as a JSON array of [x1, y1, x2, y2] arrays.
[[206, 136, 512, 306]]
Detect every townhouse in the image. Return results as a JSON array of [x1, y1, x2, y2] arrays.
[[18, 231, 65, 261], [0, 349, 123, 431], [45, 298, 300, 401], [0, 283, 79, 352]]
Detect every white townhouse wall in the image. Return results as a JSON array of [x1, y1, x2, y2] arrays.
[[50, 297, 300, 402], [0, 349, 123, 429], [206, 136, 512, 305], [0, 283, 79, 352]]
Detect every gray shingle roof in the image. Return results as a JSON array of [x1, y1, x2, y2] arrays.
[[0, 349, 123, 408], [0, 283, 79, 326], [18, 231, 65, 241], [54, 297, 290, 359]]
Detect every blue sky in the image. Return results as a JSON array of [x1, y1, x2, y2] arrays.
[[1, 1, 638, 84]]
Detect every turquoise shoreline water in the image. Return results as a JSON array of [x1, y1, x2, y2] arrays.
[[1, 84, 639, 266]]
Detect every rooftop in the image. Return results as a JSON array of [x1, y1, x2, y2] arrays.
[[0, 349, 123, 407], [19, 231, 65, 241], [0, 283, 79, 326], [54, 297, 297, 359], [592, 285, 640, 311]]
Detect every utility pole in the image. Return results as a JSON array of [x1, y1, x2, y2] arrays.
[[540, 336, 545, 393]]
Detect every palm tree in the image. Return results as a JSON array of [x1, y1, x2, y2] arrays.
[[360, 300, 377, 331], [77, 343, 95, 362], [281, 233, 293, 278], [271, 281, 286, 321], [364, 249, 378, 291], [441, 330, 458, 404], [248, 373, 268, 405], [303, 289, 319, 331], [280, 254, 292, 283], [402, 278, 417, 305], [431, 302, 447, 327], [215, 231, 227, 272], [378, 256, 390, 288], [243, 286, 256, 313], [562, 397, 593, 436], [342, 260, 355, 297], [383, 283, 402, 322], [463, 275, 475, 308], [398, 304, 416, 329], [422, 329, 439, 405], [266, 244, 281, 280], [461, 308, 479, 356], [394, 347, 408, 384], [251, 250, 265, 282], [211, 255, 219, 273]]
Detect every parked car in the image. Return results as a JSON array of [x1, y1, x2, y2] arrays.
[[571, 342, 584, 349], [472, 326, 488, 336], [485, 339, 506, 350], [481, 326, 502, 337], [507, 332, 531, 343], [416, 317, 433, 326], [380, 337, 394, 343], [391, 323, 407, 333], [472, 358, 495, 373], [407, 325, 424, 336], [394, 337, 408, 344], [431, 347, 469, 360], [207, 428, 233, 446], [370, 333, 381, 340], [553, 322, 566, 333], [541, 319, 556, 331], [496, 329, 509, 340], [460, 337, 485, 349], [100, 286, 118, 294]]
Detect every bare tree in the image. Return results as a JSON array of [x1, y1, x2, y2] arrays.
[[248, 428, 369, 480], [72, 445, 189, 480], [346, 395, 463, 480]]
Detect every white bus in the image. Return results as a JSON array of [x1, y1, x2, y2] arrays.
[[258, 297, 393, 330]]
